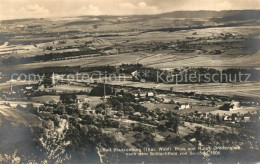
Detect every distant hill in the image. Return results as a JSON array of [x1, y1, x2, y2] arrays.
[[156, 10, 259, 20], [0, 18, 45, 24], [1, 10, 259, 23]]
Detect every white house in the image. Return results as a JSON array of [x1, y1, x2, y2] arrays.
[[229, 101, 240, 111], [146, 92, 154, 98], [179, 104, 190, 110], [220, 100, 240, 111]]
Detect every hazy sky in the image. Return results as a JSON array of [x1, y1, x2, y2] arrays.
[[0, 0, 259, 20]]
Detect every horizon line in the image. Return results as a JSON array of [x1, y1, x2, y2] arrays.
[[0, 9, 259, 21]]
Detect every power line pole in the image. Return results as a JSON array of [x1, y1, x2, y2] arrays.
[[10, 81, 12, 93], [104, 79, 106, 98], [104, 71, 107, 98], [104, 71, 107, 115]]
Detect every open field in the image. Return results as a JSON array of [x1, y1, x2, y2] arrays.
[[45, 85, 92, 93], [1, 25, 259, 70], [142, 102, 218, 114], [182, 122, 230, 133], [136, 51, 260, 69], [210, 106, 260, 116], [0, 101, 43, 108], [105, 81, 260, 98], [1, 48, 260, 70], [30, 95, 103, 107]]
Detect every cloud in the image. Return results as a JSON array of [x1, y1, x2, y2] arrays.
[[19, 4, 50, 14], [77, 5, 103, 16], [119, 3, 136, 10], [118, 1, 160, 15], [138, 2, 148, 8], [182, 0, 233, 11], [215, 1, 233, 10], [1, 4, 50, 20]]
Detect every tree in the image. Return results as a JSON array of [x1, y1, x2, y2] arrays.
[[39, 105, 46, 113], [16, 104, 23, 110], [60, 93, 77, 104], [165, 116, 180, 133], [163, 135, 182, 145], [26, 103, 36, 114], [96, 103, 106, 109], [82, 102, 90, 114], [220, 103, 231, 111], [158, 124, 166, 131], [89, 84, 114, 97], [66, 104, 79, 115], [194, 126, 203, 141], [108, 97, 123, 111], [53, 103, 65, 115], [95, 103, 107, 115]]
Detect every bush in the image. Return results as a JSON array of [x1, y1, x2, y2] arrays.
[[89, 84, 114, 97], [158, 124, 167, 131]]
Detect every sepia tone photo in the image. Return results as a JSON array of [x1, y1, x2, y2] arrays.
[[0, 0, 259, 163]]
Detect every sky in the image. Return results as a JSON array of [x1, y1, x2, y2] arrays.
[[0, 0, 259, 20]]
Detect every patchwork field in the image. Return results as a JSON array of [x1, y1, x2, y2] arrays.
[[1, 25, 259, 71], [105, 80, 260, 98], [1, 48, 260, 71]]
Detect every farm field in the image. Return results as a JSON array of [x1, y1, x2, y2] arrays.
[[209, 106, 260, 116], [0, 101, 42, 108], [45, 85, 92, 93], [1, 48, 260, 71], [106, 81, 260, 98], [1, 25, 259, 71], [30, 95, 103, 107], [142, 102, 218, 114]]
